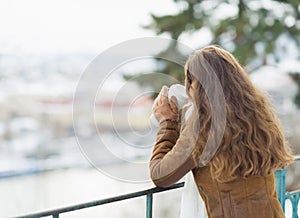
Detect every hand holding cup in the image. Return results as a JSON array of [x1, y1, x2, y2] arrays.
[[152, 86, 179, 123], [150, 84, 189, 126]]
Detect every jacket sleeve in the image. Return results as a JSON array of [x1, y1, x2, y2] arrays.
[[150, 113, 199, 187]]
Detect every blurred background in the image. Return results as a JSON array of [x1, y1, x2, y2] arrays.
[[0, 0, 300, 217]]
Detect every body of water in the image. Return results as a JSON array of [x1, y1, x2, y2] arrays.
[[0, 165, 182, 218]]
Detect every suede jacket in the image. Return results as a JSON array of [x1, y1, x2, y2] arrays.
[[150, 119, 285, 218]]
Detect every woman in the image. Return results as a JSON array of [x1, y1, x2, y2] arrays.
[[150, 45, 294, 218]]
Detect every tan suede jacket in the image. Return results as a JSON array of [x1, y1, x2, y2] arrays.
[[150, 119, 285, 218]]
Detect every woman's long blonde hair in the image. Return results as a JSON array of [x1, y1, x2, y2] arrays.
[[185, 45, 294, 182]]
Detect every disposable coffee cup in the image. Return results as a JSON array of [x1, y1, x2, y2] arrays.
[[150, 84, 189, 127]]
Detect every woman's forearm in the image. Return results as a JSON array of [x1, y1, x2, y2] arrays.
[[150, 119, 198, 187]]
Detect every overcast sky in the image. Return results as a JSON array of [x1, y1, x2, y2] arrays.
[[1, 1, 297, 92], [0, 0, 187, 54]]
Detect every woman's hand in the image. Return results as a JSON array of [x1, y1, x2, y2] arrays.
[[153, 86, 179, 123]]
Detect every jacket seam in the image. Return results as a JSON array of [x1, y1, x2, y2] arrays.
[[228, 191, 235, 218], [216, 181, 225, 217], [264, 176, 276, 217], [244, 179, 251, 218]]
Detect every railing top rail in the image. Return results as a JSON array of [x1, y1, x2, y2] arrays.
[[285, 190, 300, 198], [13, 155, 300, 218], [14, 182, 184, 218], [294, 155, 300, 161]]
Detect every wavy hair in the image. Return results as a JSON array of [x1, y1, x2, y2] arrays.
[[185, 45, 294, 182]]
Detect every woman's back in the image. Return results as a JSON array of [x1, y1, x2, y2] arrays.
[[193, 165, 284, 218]]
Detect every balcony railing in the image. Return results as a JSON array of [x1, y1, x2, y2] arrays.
[[14, 156, 300, 218]]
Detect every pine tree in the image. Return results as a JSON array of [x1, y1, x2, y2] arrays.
[[127, 0, 300, 105]]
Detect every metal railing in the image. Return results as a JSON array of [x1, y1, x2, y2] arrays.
[[15, 156, 300, 218], [275, 156, 300, 218], [14, 182, 185, 218]]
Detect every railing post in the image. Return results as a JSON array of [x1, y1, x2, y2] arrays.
[[291, 195, 299, 218], [52, 214, 59, 218], [275, 169, 287, 213], [146, 193, 153, 218]]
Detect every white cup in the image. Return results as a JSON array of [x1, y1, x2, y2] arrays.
[[150, 84, 189, 126]]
